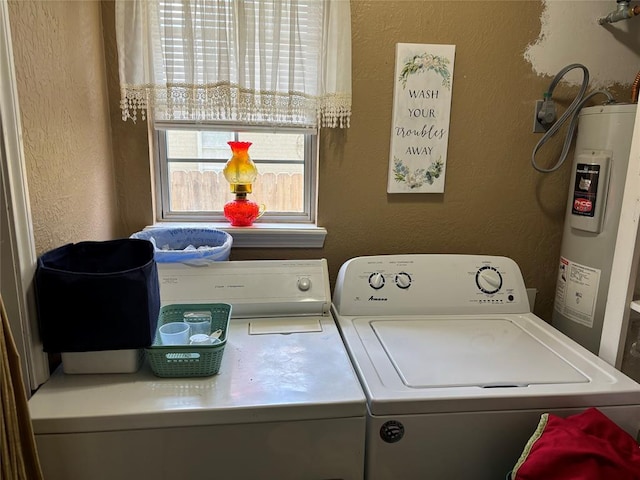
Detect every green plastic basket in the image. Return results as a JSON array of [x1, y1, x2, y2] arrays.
[[146, 303, 231, 378]]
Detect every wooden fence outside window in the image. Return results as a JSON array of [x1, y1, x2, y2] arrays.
[[170, 170, 304, 212]]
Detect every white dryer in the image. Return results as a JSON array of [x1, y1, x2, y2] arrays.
[[331, 254, 640, 480], [29, 259, 366, 480]]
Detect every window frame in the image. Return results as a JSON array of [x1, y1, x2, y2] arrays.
[[152, 122, 319, 225]]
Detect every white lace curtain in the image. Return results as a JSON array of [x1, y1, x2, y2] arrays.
[[116, 0, 352, 128]]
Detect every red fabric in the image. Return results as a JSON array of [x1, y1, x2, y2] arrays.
[[514, 408, 640, 480]]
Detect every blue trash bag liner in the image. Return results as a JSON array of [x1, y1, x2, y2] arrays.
[[130, 227, 232, 265], [35, 238, 160, 353]]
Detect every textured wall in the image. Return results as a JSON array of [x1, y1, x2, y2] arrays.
[[17, 1, 635, 323], [318, 1, 565, 321], [8, 0, 120, 255], [101, 1, 155, 236], [101, 0, 636, 322], [527, 0, 640, 89]]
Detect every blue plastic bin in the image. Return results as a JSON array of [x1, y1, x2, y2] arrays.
[[130, 227, 232, 265]]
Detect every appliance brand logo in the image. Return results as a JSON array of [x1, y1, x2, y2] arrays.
[[574, 198, 593, 213], [368, 295, 388, 301]]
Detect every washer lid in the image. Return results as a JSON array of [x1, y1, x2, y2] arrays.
[[372, 319, 587, 388], [337, 312, 640, 416]]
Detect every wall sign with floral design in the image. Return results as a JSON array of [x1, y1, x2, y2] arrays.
[[387, 43, 455, 193]]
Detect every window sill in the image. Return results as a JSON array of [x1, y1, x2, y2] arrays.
[[145, 222, 327, 248]]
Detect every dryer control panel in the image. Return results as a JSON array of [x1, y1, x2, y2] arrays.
[[332, 254, 530, 317], [158, 259, 331, 318]]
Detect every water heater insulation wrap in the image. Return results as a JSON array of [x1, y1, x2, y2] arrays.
[[552, 104, 637, 354]]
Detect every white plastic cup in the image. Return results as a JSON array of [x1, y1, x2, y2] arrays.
[[183, 311, 212, 336], [189, 334, 220, 346], [159, 322, 190, 345]]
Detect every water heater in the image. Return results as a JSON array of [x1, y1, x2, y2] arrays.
[[552, 103, 637, 354]]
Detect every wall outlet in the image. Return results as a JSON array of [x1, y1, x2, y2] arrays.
[[533, 100, 548, 133]]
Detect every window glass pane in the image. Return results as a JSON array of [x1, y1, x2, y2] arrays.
[[164, 130, 306, 215], [166, 130, 233, 159]]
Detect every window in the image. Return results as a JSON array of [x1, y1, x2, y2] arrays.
[[116, 0, 351, 229], [155, 126, 317, 222]]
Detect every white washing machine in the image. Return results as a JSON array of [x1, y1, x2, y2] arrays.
[[331, 254, 640, 480], [29, 259, 366, 480]]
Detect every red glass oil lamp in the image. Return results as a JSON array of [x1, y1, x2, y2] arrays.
[[223, 141, 264, 226]]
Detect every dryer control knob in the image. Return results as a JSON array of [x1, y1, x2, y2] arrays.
[[297, 277, 311, 291], [369, 272, 385, 290]]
